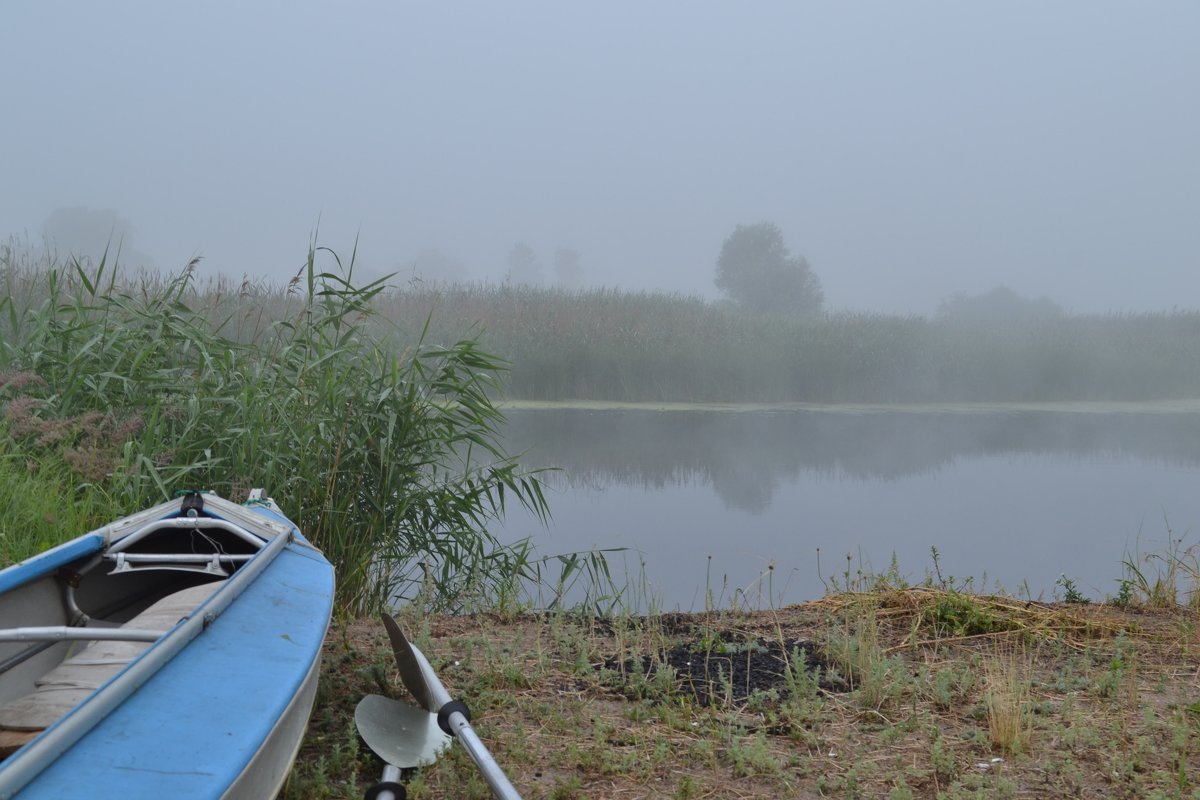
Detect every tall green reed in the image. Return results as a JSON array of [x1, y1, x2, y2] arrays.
[[0, 444, 123, 566], [0, 243, 550, 616]]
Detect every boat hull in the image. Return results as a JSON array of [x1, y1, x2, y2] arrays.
[[224, 652, 322, 799], [0, 494, 335, 799]]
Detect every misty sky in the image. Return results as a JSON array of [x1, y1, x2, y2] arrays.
[[3, 2, 1197, 313]]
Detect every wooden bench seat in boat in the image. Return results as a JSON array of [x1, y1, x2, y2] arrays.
[[0, 582, 220, 753]]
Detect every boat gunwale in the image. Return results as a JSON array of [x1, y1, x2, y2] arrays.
[[0, 536, 106, 597], [0, 510, 296, 798]]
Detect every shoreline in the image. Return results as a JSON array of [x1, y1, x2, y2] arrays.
[[285, 588, 1200, 799]]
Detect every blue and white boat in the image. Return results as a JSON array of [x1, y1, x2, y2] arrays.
[[0, 490, 334, 798]]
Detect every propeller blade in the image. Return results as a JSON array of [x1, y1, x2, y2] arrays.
[[354, 694, 451, 769], [381, 614, 439, 712]]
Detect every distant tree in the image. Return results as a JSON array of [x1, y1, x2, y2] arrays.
[[552, 247, 584, 289], [937, 285, 1063, 326], [505, 242, 543, 285], [413, 248, 468, 284], [714, 222, 822, 314], [41, 206, 152, 267]]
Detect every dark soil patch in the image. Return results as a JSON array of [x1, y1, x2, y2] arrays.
[[657, 612, 696, 636], [567, 611, 695, 637], [602, 633, 842, 705]]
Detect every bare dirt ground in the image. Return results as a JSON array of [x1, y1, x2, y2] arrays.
[[285, 590, 1200, 799]]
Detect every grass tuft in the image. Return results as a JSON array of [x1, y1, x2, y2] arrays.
[[984, 647, 1033, 755]]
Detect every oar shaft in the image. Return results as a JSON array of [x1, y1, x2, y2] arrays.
[[373, 765, 403, 800], [447, 712, 522, 800], [407, 643, 522, 800]]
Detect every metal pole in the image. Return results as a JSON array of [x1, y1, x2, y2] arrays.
[[0, 627, 166, 644], [372, 765, 403, 800], [406, 642, 522, 800]]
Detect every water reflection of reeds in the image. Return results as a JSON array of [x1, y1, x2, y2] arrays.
[[504, 410, 1200, 513]]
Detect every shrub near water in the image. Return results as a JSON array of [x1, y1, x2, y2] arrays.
[[0, 246, 548, 615]]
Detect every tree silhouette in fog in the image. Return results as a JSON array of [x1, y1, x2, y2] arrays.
[[714, 222, 823, 314], [412, 248, 468, 285], [937, 285, 1063, 327], [505, 242, 544, 285], [552, 247, 584, 289], [41, 207, 153, 267]]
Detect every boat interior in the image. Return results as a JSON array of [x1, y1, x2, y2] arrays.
[[0, 494, 273, 757]]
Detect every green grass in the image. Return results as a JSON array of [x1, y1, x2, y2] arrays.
[[0, 244, 553, 616], [0, 448, 122, 565]]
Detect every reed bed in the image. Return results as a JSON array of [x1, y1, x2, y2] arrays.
[[0, 245, 552, 616], [10, 239, 1199, 406], [373, 283, 1200, 403]]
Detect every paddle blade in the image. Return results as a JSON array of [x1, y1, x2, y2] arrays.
[[381, 614, 436, 712], [354, 694, 451, 769]]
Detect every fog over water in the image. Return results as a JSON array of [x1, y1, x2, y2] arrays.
[[495, 409, 1200, 608], [3, 2, 1198, 313]]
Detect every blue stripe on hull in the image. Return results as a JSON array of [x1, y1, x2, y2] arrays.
[[16, 541, 334, 798]]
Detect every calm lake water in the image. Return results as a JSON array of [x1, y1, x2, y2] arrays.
[[493, 408, 1200, 610]]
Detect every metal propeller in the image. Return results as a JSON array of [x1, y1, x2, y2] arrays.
[[353, 692, 450, 800], [381, 614, 435, 712], [381, 614, 523, 800], [353, 620, 453, 800], [354, 694, 450, 770]]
